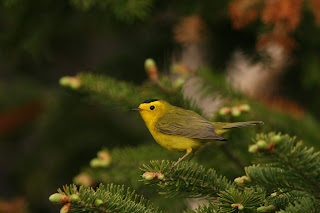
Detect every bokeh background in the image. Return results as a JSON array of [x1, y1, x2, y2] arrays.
[[1, 0, 320, 212]]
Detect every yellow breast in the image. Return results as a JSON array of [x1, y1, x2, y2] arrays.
[[148, 125, 204, 152]]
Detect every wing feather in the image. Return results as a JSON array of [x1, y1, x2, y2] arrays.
[[156, 113, 226, 140]]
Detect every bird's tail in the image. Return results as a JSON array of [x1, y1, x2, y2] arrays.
[[212, 121, 263, 135]]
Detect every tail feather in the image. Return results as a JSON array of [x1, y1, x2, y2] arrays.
[[220, 121, 263, 129], [212, 121, 263, 135]]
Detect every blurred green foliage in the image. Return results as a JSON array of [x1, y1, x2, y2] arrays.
[[1, 0, 320, 212]]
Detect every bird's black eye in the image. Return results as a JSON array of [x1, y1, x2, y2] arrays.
[[150, 105, 155, 110]]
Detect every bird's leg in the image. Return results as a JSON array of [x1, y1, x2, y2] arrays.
[[172, 148, 192, 168], [188, 150, 198, 162], [173, 152, 189, 167]]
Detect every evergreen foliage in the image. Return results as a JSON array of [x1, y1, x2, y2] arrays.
[[50, 184, 160, 213], [76, 145, 178, 188], [246, 133, 320, 196], [185, 203, 218, 213], [141, 160, 234, 198], [49, 69, 320, 212], [70, 0, 153, 21], [2, 1, 320, 212], [50, 133, 320, 212], [76, 72, 165, 109]]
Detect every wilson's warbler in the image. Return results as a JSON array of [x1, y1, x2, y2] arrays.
[[133, 99, 263, 166]]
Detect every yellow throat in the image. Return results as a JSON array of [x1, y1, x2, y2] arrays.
[[136, 99, 169, 130]]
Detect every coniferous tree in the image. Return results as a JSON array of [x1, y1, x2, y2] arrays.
[[49, 61, 320, 212], [1, 1, 320, 212]]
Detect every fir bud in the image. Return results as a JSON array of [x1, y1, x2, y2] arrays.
[[270, 192, 277, 197], [231, 203, 238, 208], [145, 58, 156, 69], [238, 204, 244, 210], [144, 58, 158, 81], [231, 107, 241, 117], [97, 151, 111, 167], [49, 193, 70, 203], [267, 205, 276, 210], [59, 76, 81, 89], [69, 77, 81, 89], [170, 63, 189, 76], [256, 140, 268, 149], [73, 173, 94, 187], [142, 172, 156, 180], [242, 175, 251, 183], [97, 151, 111, 161], [234, 177, 245, 185], [60, 203, 71, 213], [257, 206, 268, 212], [90, 158, 111, 168], [70, 194, 80, 203], [90, 158, 101, 168], [272, 135, 282, 144], [173, 77, 185, 88], [59, 77, 70, 87], [219, 107, 231, 116], [157, 173, 165, 180], [231, 203, 244, 210], [248, 144, 258, 153], [144, 174, 154, 180], [239, 104, 250, 112], [95, 199, 104, 207]]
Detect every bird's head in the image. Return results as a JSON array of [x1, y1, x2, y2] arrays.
[[132, 99, 169, 124]]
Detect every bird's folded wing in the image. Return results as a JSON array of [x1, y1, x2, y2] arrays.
[[156, 113, 226, 140]]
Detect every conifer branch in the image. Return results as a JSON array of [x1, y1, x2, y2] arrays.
[[246, 133, 320, 195], [264, 190, 313, 212], [217, 187, 264, 212], [74, 73, 165, 109], [277, 197, 320, 213], [245, 166, 306, 192], [184, 202, 218, 213], [74, 145, 177, 187], [70, 0, 152, 21], [141, 160, 235, 198], [49, 184, 160, 213]]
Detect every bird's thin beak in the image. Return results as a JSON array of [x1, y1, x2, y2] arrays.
[[132, 108, 143, 111]]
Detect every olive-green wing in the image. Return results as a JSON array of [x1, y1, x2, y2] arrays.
[[156, 113, 226, 140]]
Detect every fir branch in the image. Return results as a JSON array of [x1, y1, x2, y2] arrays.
[[245, 166, 305, 192], [253, 133, 320, 177], [76, 145, 178, 187], [70, 0, 152, 22], [49, 183, 160, 213], [277, 197, 320, 213], [141, 160, 235, 198], [248, 133, 320, 194], [109, 0, 152, 22], [217, 187, 264, 212], [75, 72, 165, 109], [264, 190, 312, 212], [184, 202, 218, 213], [186, 188, 265, 213]]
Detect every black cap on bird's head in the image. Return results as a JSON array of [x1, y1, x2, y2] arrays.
[[142, 99, 159, 104], [132, 99, 163, 111], [132, 99, 160, 111]]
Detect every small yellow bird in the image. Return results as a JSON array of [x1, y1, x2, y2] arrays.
[[133, 99, 263, 167]]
